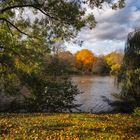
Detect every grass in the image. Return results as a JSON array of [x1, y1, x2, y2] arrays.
[[0, 113, 140, 140]]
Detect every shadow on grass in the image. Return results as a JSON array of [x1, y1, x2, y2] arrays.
[[82, 126, 140, 137], [82, 126, 113, 133], [0, 124, 13, 135], [26, 122, 75, 134], [124, 126, 140, 134]]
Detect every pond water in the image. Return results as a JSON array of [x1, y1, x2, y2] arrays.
[[72, 76, 120, 113]]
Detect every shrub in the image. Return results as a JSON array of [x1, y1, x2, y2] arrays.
[[24, 57, 82, 112], [133, 107, 140, 116]]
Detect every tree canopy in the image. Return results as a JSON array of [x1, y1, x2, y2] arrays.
[[117, 29, 140, 107], [0, 0, 125, 40], [105, 51, 123, 75], [0, 0, 96, 41], [75, 49, 96, 73]]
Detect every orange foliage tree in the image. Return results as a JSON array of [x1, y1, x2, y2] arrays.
[[75, 49, 96, 73]]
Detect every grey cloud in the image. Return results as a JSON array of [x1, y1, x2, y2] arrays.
[[79, 23, 130, 42], [78, 0, 140, 42]]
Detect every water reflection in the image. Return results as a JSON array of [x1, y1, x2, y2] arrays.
[[72, 76, 120, 113]]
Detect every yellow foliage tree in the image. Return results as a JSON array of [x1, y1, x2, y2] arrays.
[[105, 52, 123, 75], [75, 49, 95, 73]]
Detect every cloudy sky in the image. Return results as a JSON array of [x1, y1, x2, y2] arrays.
[[65, 0, 140, 55]]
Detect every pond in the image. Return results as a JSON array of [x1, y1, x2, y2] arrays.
[[72, 75, 120, 113]]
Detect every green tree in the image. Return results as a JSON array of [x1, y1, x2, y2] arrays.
[[0, 0, 97, 40], [0, 0, 125, 41], [117, 29, 140, 108], [0, 23, 48, 95], [24, 57, 81, 112]]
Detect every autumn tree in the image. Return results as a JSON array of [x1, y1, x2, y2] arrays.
[[105, 51, 123, 75], [75, 49, 96, 73], [57, 51, 76, 73], [92, 56, 110, 74]]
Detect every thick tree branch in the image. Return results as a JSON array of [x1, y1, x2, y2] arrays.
[[1, 4, 58, 20], [0, 18, 30, 36], [0, 4, 75, 23], [1, 4, 40, 13], [0, 4, 78, 38]]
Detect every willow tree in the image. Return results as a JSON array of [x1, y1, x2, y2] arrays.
[[117, 29, 140, 108]]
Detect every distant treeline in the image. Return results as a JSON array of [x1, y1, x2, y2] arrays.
[[56, 49, 124, 75]]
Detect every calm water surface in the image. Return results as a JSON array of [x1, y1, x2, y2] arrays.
[[72, 76, 120, 113]]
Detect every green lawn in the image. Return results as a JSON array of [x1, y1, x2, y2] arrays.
[[0, 113, 140, 140]]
